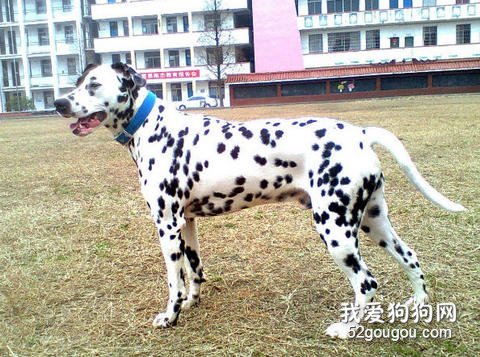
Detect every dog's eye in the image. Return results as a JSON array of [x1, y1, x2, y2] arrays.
[[90, 82, 102, 89]]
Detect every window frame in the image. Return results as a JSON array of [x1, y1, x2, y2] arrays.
[[308, 0, 322, 15], [309, 34, 323, 53], [456, 24, 471, 44], [327, 31, 360, 52], [366, 29, 380, 50], [144, 51, 161, 68], [423, 26, 437, 46]]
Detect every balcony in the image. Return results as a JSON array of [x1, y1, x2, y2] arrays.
[[26, 42, 51, 56], [94, 27, 250, 53], [23, 11, 48, 24], [193, 28, 250, 46], [51, 4, 79, 22], [0, 47, 23, 59], [92, 0, 248, 20], [303, 43, 480, 68], [2, 75, 23, 89], [30, 75, 54, 88], [0, 12, 19, 26], [298, 4, 479, 30], [94, 35, 140, 52], [57, 74, 77, 88], [55, 39, 80, 55]]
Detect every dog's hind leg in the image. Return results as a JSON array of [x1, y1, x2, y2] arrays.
[[311, 189, 378, 339], [181, 218, 205, 310], [152, 216, 188, 328], [360, 177, 428, 306]]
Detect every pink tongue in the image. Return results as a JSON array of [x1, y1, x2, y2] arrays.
[[70, 116, 101, 136]]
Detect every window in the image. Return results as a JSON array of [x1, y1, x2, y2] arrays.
[[423, 26, 437, 46], [365, 0, 379, 10], [390, 37, 400, 48], [456, 0, 470, 3], [233, 85, 277, 99], [168, 50, 179, 67], [112, 53, 121, 63], [308, 0, 322, 14], [456, 24, 471, 44], [110, 21, 118, 37], [330, 78, 376, 93], [183, 16, 189, 32], [126, 52, 131, 64], [233, 11, 251, 28], [64, 25, 74, 43], [67, 58, 76, 75], [404, 0, 413, 7], [422, 0, 436, 6], [123, 20, 129, 36], [8, 30, 17, 54], [209, 81, 224, 99], [328, 31, 360, 52], [43, 91, 54, 108], [405, 36, 414, 47], [309, 34, 323, 53], [1, 0, 14, 22], [166, 16, 177, 33], [389, 0, 398, 9], [366, 30, 380, 49], [206, 47, 223, 65], [327, 0, 359, 13], [144, 51, 160, 68], [187, 82, 193, 98], [235, 45, 251, 62], [381, 75, 428, 90], [204, 13, 221, 30], [41, 59, 52, 77], [38, 28, 49, 46], [171, 83, 182, 101], [0, 33, 5, 55], [2, 62, 8, 86], [36, 0, 46, 14], [147, 84, 163, 98], [281, 81, 326, 96], [185, 49, 191, 66], [142, 18, 158, 35], [62, 0, 72, 12], [432, 72, 480, 87]]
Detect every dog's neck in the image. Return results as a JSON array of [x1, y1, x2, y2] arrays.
[[107, 87, 151, 140]]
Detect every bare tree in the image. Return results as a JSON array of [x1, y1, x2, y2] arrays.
[[198, 0, 236, 107]]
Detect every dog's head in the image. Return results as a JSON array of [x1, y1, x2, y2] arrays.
[[54, 62, 146, 137]]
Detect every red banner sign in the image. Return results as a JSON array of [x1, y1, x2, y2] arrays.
[[141, 70, 200, 80]]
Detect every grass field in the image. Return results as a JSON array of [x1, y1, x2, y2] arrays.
[[0, 94, 479, 356]]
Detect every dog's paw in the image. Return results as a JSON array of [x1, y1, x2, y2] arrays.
[[405, 293, 428, 308], [325, 322, 357, 339], [181, 297, 200, 310], [152, 312, 178, 328]]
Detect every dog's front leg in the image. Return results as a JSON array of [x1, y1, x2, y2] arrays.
[[152, 218, 188, 328]]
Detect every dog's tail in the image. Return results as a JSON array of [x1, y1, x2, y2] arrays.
[[365, 127, 466, 212]]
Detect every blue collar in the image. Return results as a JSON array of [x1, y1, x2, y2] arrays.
[[115, 91, 157, 145]]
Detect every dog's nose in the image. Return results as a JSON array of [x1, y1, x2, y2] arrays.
[[54, 98, 72, 116]]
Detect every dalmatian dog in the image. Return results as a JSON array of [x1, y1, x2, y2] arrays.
[[54, 63, 465, 339]]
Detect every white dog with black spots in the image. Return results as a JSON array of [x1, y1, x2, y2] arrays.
[[54, 63, 465, 339]]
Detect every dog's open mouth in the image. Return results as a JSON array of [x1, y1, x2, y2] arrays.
[[69, 112, 106, 136]]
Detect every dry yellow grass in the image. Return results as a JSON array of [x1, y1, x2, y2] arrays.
[[0, 94, 478, 356]]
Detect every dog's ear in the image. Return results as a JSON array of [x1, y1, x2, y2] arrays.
[[76, 63, 99, 86], [127, 66, 147, 88], [111, 62, 146, 88]]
